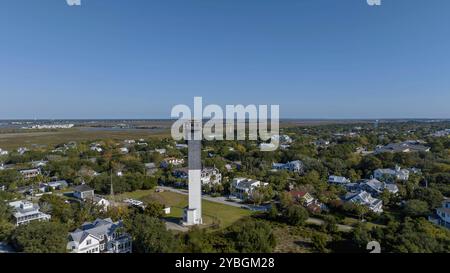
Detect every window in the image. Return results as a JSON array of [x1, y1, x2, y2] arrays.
[[86, 239, 92, 245]]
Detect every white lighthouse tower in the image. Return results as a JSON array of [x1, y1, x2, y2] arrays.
[[182, 120, 203, 225]]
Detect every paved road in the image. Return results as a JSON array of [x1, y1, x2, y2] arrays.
[[157, 185, 354, 232]]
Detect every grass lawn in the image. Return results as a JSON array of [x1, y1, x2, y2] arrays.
[[342, 217, 385, 229], [117, 190, 253, 229]]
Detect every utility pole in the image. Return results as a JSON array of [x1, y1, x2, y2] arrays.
[[110, 168, 114, 202]]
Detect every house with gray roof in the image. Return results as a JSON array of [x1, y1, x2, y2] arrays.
[[67, 218, 132, 253], [344, 190, 383, 213], [375, 141, 430, 154], [358, 179, 399, 196], [429, 199, 450, 230], [374, 165, 410, 182], [272, 160, 304, 173], [328, 175, 351, 185], [73, 184, 95, 200]]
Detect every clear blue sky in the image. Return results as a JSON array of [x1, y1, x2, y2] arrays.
[[1, 0, 449, 119]]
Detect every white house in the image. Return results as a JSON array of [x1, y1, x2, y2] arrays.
[[17, 147, 28, 155], [176, 143, 188, 149], [374, 165, 410, 182], [201, 167, 222, 185], [85, 195, 110, 212], [90, 145, 103, 153], [0, 148, 8, 156], [31, 160, 48, 168], [19, 168, 41, 179], [119, 147, 129, 154], [67, 218, 132, 253], [271, 134, 293, 144], [8, 200, 51, 226], [154, 148, 167, 155], [230, 178, 269, 200], [47, 180, 69, 191], [429, 199, 450, 229], [37, 180, 69, 193], [328, 175, 351, 185], [160, 157, 184, 168], [272, 160, 304, 173], [344, 190, 383, 213]]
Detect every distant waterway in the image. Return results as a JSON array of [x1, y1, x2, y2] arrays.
[[78, 127, 168, 133]]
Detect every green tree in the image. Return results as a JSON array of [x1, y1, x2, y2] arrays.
[[11, 221, 68, 253], [285, 205, 309, 226], [227, 219, 276, 253], [403, 200, 430, 217], [0, 201, 14, 241], [311, 233, 328, 253], [143, 201, 164, 218], [128, 214, 178, 253]]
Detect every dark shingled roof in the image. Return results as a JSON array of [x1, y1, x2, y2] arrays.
[[74, 184, 93, 192]]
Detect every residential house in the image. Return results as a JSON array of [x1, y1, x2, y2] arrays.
[[73, 184, 95, 200], [0, 148, 8, 156], [289, 190, 326, 214], [230, 178, 269, 200], [259, 143, 276, 150], [289, 191, 314, 206], [176, 143, 188, 149], [201, 167, 222, 185], [375, 141, 430, 154], [272, 160, 304, 173], [8, 200, 51, 226], [16, 186, 33, 195], [328, 175, 351, 185], [429, 199, 450, 229], [88, 196, 110, 212], [358, 179, 399, 196], [31, 160, 48, 168], [47, 180, 69, 191], [154, 148, 167, 155], [0, 185, 5, 191], [344, 190, 383, 213], [160, 157, 184, 168], [19, 168, 41, 179], [90, 144, 103, 153], [431, 129, 450, 137], [119, 147, 129, 154], [271, 134, 293, 144], [124, 199, 146, 210], [67, 218, 132, 253], [17, 147, 28, 155], [374, 166, 410, 182], [314, 139, 330, 146]]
